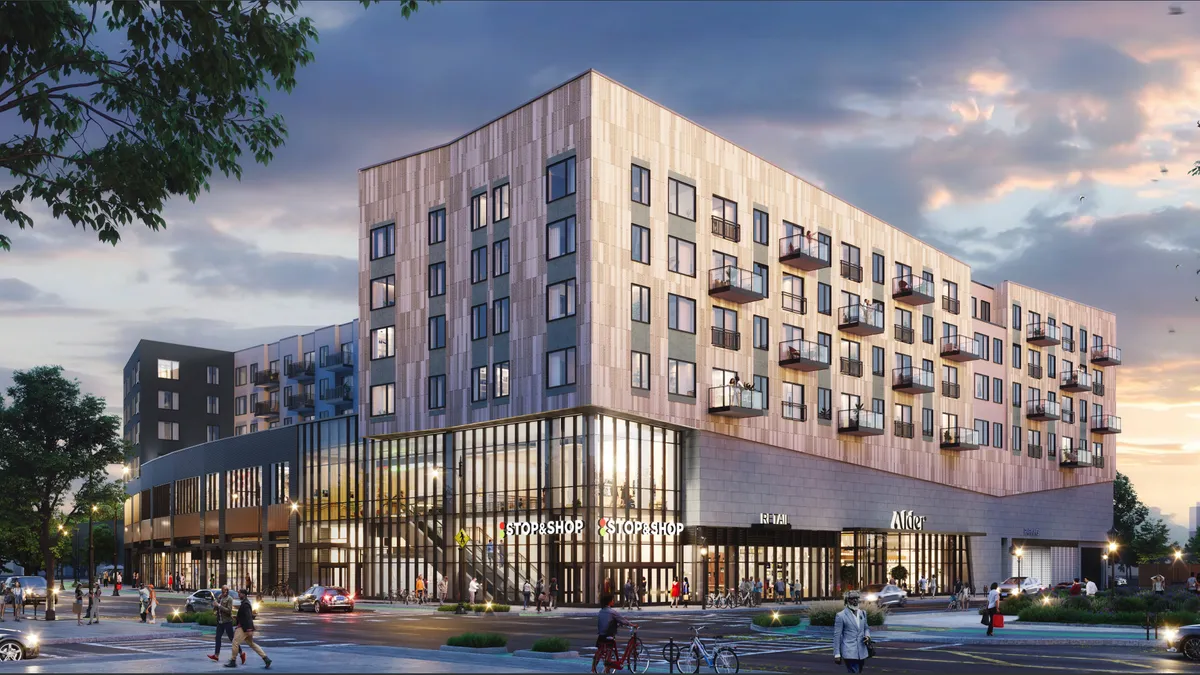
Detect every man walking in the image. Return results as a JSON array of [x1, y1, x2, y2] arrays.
[[225, 589, 270, 669], [623, 578, 635, 610], [208, 586, 235, 663]]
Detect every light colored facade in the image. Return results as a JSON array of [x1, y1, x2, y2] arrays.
[[357, 71, 1121, 600]]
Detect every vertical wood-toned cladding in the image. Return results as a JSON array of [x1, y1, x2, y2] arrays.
[[358, 75, 591, 438]]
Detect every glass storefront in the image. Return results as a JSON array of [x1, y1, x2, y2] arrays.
[[840, 530, 973, 593], [687, 527, 838, 601]]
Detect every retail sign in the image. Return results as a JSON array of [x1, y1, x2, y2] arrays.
[[889, 510, 926, 531], [597, 518, 684, 538], [1023, 528, 1040, 537], [498, 519, 585, 538], [759, 513, 789, 526]]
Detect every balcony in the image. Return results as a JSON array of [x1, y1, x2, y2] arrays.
[[708, 385, 767, 418], [942, 381, 960, 399], [711, 326, 741, 351], [1061, 409, 1076, 424], [253, 369, 279, 388], [840, 357, 864, 378], [940, 427, 980, 450], [1091, 414, 1122, 434], [892, 367, 935, 394], [778, 339, 830, 372], [894, 420, 914, 439], [940, 335, 981, 362], [942, 296, 960, 315], [1028, 364, 1043, 380], [286, 360, 315, 381], [254, 400, 279, 418], [319, 383, 354, 403], [709, 266, 766, 303], [321, 351, 355, 372], [286, 394, 315, 412], [1060, 446, 1093, 468], [1026, 322, 1061, 347], [1027, 444, 1044, 459], [840, 260, 863, 283], [838, 304, 884, 337], [892, 274, 935, 306], [1090, 345, 1122, 367], [1059, 370, 1091, 393], [782, 402, 808, 422], [894, 324, 914, 345], [782, 292, 807, 315], [1092, 381, 1105, 397], [1025, 399, 1061, 422], [1062, 337, 1076, 352], [778, 233, 831, 271], [837, 409, 885, 437], [1093, 455, 1106, 469], [711, 215, 740, 243]]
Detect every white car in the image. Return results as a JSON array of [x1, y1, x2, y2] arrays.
[[997, 576, 1047, 599], [0, 632, 39, 661]]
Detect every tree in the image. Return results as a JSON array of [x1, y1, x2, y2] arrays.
[[1133, 518, 1172, 564], [1185, 529, 1200, 563], [1112, 472, 1148, 566], [889, 565, 909, 584], [0, 366, 123, 620], [0, 0, 434, 251]]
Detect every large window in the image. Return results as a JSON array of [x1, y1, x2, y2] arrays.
[[753, 315, 769, 350], [493, 183, 510, 221], [175, 476, 200, 515], [472, 304, 488, 340], [783, 382, 805, 420], [372, 326, 395, 359], [428, 262, 446, 297], [631, 284, 651, 323], [158, 390, 179, 410], [493, 238, 510, 277], [370, 223, 395, 260], [753, 209, 769, 245], [207, 395, 220, 414], [471, 246, 488, 283], [428, 315, 446, 350], [235, 366, 247, 386], [631, 164, 650, 205], [547, 156, 576, 202], [667, 178, 696, 220], [158, 421, 179, 440], [631, 351, 651, 390], [226, 466, 262, 509], [817, 282, 831, 315], [206, 366, 220, 385], [157, 359, 179, 380], [547, 347, 577, 388], [235, 396, 247, 415], [371, 275, 396, 310], [370, 383, 395, 416], [547, 216, 576, 259], [428, 208, 446, 245], [668, 358, 696, 396], [631, 224, 650, 264], [270, 463, 290, 504], [471, 191, 488, 230], [667, 236, 695, 276], [668, 294, 696, 333], [547, 279, 577, 321], [494, 362, 510, 399], [471, 366, 488, 402], [493, 297, 510, 335], [872, 253, 885, 284], [428, 376, 446, 410]]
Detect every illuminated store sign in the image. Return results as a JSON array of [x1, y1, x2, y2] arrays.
[[498, 519, 584, 538], [889, 510, 927, 531], [759, 513, 789, 526], [597, 518, 684, 537]]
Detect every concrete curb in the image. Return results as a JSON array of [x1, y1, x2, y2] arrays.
[[439, 645, 510, 655], [512, 649, 581, 660]]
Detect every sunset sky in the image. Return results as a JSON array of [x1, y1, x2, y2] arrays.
[[1, 1, 1197, 535]]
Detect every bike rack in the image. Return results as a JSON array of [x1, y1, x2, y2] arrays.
[[663, 638, 680, 674]]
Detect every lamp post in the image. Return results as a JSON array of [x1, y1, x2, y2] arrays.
[[289, 501, 300, 596], [89, 504, 98, 592], [430, 467, 440, 605], [1107, 527, 1120, 589], [1014, 547, 1024, 579], [115, 464, 129, 596], [699, 546, 709, 607]]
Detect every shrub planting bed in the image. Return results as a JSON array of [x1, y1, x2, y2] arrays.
[[1016, 590, 1200, 626], [752, 612, 803, 628], [807, 600, 886, 627], [436, 603, 511, 612], [445, 632, 508, 649], [530, 637, 571, 653]]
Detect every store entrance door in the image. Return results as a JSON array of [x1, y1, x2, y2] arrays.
[[319, 563, 348, 589]]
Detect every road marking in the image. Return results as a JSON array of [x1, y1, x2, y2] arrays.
[[917, 643, 963, 650]]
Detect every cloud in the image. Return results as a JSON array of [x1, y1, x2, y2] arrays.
[[0, 277, 106, 318]]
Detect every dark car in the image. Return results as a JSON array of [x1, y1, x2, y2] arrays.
[[1166, 624, 1200, 661], [184, 589, 257, 617], [294, 585, 354, 614], [862, 583, 907, 607], [0, 631, 40, 661]]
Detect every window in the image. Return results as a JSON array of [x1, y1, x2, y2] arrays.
[[157, 359, 179, 380], [158, 390, 179, 410], [754, 263, 770, 298], [1012, 343, 1021, 369], [1048, 354, 1057, 378], [1049, 432, 1057, 457], [371, 326, 395, 359], [712, 306, 738, 350], [993, 378, 1003, 404], [781, 273, 804, 313], [1012, 425, 1022, 453], [817, 387, 832, 419], [428, 262, 446, 297], [872, 346, 885, 376], [494, 362, 510, 398], [428, 208, 446, 245], [547, 347, 577, 388], [922, 408, 934, 437], [783, 383, 805, 420], [428, 375, 446, 410], [371, 275, 396, 310], [894, 403, 913, 436], [872, 253, 885, 284], [817, 282, 832, 315], [207, 425, 220, 443], [1012, 381, 1021, 407], [840, 243, 862, 281], [980, 300, 991, 323], [1012, 303, 1022, 330], [471, 304, 488, 340], [667, 178, 696, 220], [668, 294, 696, 333], [668, 358, 696, 396], [471, 246, 488, 283], [493, 183, 510, 221], [753, 316, 769, 350], [631, 351, 651, 390], [667, 236, 696, 276], [207, 395, 220, 414], [1080, 328, 1088, 354], [429, 315, 446, 350], [546, 156, 576, 202], [975, 419, 989, 446], [1063, 323, 1074, 347], [994, 422, 1004, 449], [993, 337, 1003, 365], [493, 239, 510, 277], [206, 366, 220, 385], [631, 224, 650, 264], [235, 366, 247, 386], [249, 422, 258, 433], [922, 315, 934, 344], [631, 284, 651, 323], [157, 421, 180, 441], [235, 396, 247, 415], [547, 279, 577, 321], [631, 165, 650, 205], [370, 223, 395, 259], [974, 333, 989, 361], [470, 191, 488, 230], [753, 209, 769, 245], [493, 297, 510, 335], [547, 216, 576, 259], [471, 366, 488, 402], [754, 375, 769, 410], [974, 373, 989, 400], [370, 383, 395, 416]]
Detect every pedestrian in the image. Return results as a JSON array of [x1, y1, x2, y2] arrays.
[[148, 583, 158, 623], [1187, 573, 1198, 595], [168, 573, 173, 592], [637, 577, 646, 610], [11, 581, 22, 622], [468, 577, 480, 605], [225, 588, 271, 669], [535, 577, 547, 613], [984, 582, 999, 636], [670, 578, 680, 608], [775, 577, 786, 605], [754, 578, 763, 606], [832, 591, 872, 673], [73, 585, 84, 625], [437, 577, 447, 604], [1084, 577, 1097, 596], [115, 571, 122, 596], [623, 578, 635, 610], [415, 574, 426, 604], [1152, 574, 1166, 595], [208, 585, 236, 663], [1069, 578, 1082, 596], [682, 577, 690, 608], [138, 584, 149, 623], [918, 576, 927, 597], [549, 577, 559, 610], [87, 583, 101, 624], [0, 581, 8, 622], [522, 580, 532, 610]]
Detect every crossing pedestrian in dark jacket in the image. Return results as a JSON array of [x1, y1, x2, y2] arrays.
[[225, 589, 270, 669]]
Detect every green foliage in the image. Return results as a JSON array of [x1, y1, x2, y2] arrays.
[[0, 0, 436, 252], [436, 603, 510, 613], [1112, 472, 1148, 566], [807, 600, 886, 627], [195, 610, 218, 626], [998, 594, 1034, 615], [889, 565, 909, 582], [446, 632, 507, 649], [1134, 518, 1172, 564], [530, 637, 570, 653], [1185, 529, 1200, 562], [752, 612, 803, 627], [1018, 605, 1200, 626], [1060, 595, 1092, 611], [168, 611, 200, 623], [1111, 594, 1147, 612]]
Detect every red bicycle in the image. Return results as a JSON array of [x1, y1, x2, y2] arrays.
[[592, 625, 649, 674]]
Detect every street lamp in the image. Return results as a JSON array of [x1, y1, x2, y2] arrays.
[[699, 546, 709, 607], [89, 505, 98, 595], [1014, 547, 1024, 579], [430, 468, 440, 605]]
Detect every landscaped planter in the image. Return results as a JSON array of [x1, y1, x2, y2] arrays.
[[513, 649, 580, 660], [439, 645, 509, 655]]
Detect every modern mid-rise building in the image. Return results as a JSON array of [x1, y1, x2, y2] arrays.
[[1190, 503, 1199, 539]]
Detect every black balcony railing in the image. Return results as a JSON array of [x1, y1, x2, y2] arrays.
[[782, 292, 807, 314], [1027, 444, 1044, 459], [782, 402, 808, 422], [892, 274, 935, 304], [837, 409, 884, 434], [942, 296, 960, 314], [253, 369, 279, 387], [711, 215, 740, 242], [254, 400, 279, 417], [711, 326, 741, 351], [1026, 322, 1061, 345], [321, 351, 354, 370], [1091, 414, 1122, 433], [942, 381, 960, 399], [1025, 399, 1062, 420], [940, 335, 980, 360], [1093, 455, 1106, 469], [894, 420, 914, 439], [286, 394, 315, 410], [709, 265, 766, 302], [1062, 409, 1076, 424], [319, 383, 354, 402], [778, 233, 831, 270], [286, 361, 315, 379], [940, 427, 980, 449], [708, 384, 766, 416], [838, 304, 884, 332], [1060, 370, 1091, 392], [840, 259, 863, 282], [1092, 381, 1105, 396], [894, 324, 914, 344], [1090, 345, 1122, 366], [1028, 364, 1043, 379], [778, 339, 830, 370], [892, 366, 935, 393], [1062, 337, 1076, 352], [840, 357, 864, 377]]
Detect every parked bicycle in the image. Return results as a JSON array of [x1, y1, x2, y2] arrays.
[[703, 590, 742, 609], [673, 625, 739, 674], [592, 625, 649, 674]]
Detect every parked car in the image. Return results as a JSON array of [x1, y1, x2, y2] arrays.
[[2, 576, 48, 607], [0, 632, 39, 661], [183, 589, 258, 617], [1165, 624, 1200, 661], [1052, 581, 1073, 591], [862, 583, 907, 607], [997, 576, 1047, 599], [294, 585, 355, 613]]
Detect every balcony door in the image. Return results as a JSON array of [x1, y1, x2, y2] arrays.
[[712, 368, 739, 389], [840, 392, 861, 412], [712, 250, 737, 271]]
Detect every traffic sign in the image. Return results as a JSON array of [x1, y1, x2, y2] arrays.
[[455, 529, 471, 548]]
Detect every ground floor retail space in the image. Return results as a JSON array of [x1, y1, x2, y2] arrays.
[[130, 543, 291, 594]]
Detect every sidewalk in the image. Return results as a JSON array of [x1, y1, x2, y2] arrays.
[[869, 610, 1160, 646], [0, 614, 168, 645]]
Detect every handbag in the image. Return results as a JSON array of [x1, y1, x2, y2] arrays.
[[981, 611, 990, 626], [864, 636, 877, 659]]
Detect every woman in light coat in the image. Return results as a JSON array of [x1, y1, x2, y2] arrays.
[[833, 591, 872, 673]]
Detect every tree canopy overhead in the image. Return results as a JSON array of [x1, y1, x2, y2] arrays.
[[0, 0, 431, 251]]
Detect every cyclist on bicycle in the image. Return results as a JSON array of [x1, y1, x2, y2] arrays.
[[597, 592, 635, 648]]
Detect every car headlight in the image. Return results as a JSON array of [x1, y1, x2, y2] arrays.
[[1164, 628, 1178, 643], [26, 633, 39, 647], [1013, 588, 1021, 595], [865, 594, 878, 602]]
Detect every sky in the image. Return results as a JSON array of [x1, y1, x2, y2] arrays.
[[1, 1, 1198, 535]]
